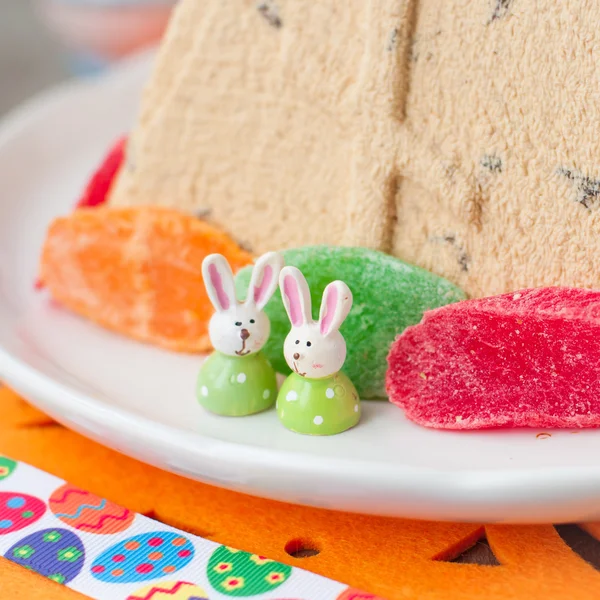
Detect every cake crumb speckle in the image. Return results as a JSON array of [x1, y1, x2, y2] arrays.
[[257, 1, 282, 28], [481, 154, 503, 172], [387, 28, 398, 52]]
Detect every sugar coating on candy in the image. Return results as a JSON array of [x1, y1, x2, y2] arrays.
[[387, 287, 600, 429], [40, 207, 252, 353], [236, 246, 465, 398]]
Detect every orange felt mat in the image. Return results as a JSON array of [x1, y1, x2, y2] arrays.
[[1, 386, 600, 599]]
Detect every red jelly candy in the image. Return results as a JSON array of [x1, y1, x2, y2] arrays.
[[386, 287, 600, 430], [76, 136, 127, 209]]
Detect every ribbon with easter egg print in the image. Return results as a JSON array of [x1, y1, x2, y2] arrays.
[[0, 455, 385, 599]]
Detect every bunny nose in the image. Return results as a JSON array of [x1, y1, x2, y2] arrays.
[[293, 352, 300, 360], [240, 328, 250, 341]]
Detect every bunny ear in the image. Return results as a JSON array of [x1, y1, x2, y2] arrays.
[[246, 251, 284, 311], [279, 266, 312, 327], [202, 254, 237, 312], [319, 281, 353, 337]]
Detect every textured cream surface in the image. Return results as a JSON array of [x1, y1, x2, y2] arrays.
[[111, 0, 600, 297], [112, 0, 369, 253]]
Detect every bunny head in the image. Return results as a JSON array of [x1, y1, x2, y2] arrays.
[[279, 266, 353, 379], [203, 252, 284, 357]]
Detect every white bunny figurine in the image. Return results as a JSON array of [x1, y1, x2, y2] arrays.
[[196, 251, 284, 416], [276, 266, 361, 435]]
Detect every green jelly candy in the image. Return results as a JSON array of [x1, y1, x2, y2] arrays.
[[236, 246, 466, 398]]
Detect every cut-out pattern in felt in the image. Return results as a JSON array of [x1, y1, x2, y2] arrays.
[[446, 537, 500, 566], [1, 387, 600, 599]]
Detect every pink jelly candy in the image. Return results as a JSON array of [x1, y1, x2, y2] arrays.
[[386, 287, 600, 430]]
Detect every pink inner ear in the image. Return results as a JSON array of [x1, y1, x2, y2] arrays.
[[320, 284, 338, 335], [254, 265, 273, 305], [283, 275, 303, 326], [208, 263, 230, 310]]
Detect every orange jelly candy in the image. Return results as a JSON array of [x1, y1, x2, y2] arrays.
[[39, 206, 253, 353]]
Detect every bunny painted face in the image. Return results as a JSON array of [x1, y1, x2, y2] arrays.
[[203, 252, 284, 357], [280, 266, 353, 379]]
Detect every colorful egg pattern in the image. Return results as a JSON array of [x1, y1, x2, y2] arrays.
[[0, 492, 45, 535], [127, 580, 209, 600], [0, 459, 360, 599], [207, 546, 292, 596], [0, 456, 16, 481], [49, 483, 134, 534], [91, 531, 195, 583], [5, 528, 85, 584]]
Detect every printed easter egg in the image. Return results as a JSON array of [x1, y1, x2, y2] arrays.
[[0, 457, 17, 481], [91, 531, 195, 583], [50, 483, 134, 534], [207, 545, 292, 596], [337, 589, 386, 600], [0, 492, 45, 535], [5, 528, 84, 584], [127, 581, 208, 600]]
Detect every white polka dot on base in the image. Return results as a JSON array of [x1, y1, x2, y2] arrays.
[[325, 388, 335, 399], [313, 416, 324, 425], [286, 390, 298, 402], [200, 386, 208, 397], [263, 389, 271, 399], [354, 404, 359, 412], [237, 373, 246, 383]]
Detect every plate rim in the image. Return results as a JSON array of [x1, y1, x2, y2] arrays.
[[2, 55, 600, 523]]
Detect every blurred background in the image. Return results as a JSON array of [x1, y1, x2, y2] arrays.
[[0, 0, 175, 117], [0, 1, 66, 116]]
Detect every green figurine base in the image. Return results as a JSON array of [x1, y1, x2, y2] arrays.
[[197, 351, 278, 416], [276, 371, 361, 435]]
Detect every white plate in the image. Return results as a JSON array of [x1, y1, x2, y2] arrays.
[[1, 53, 600, 524]]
